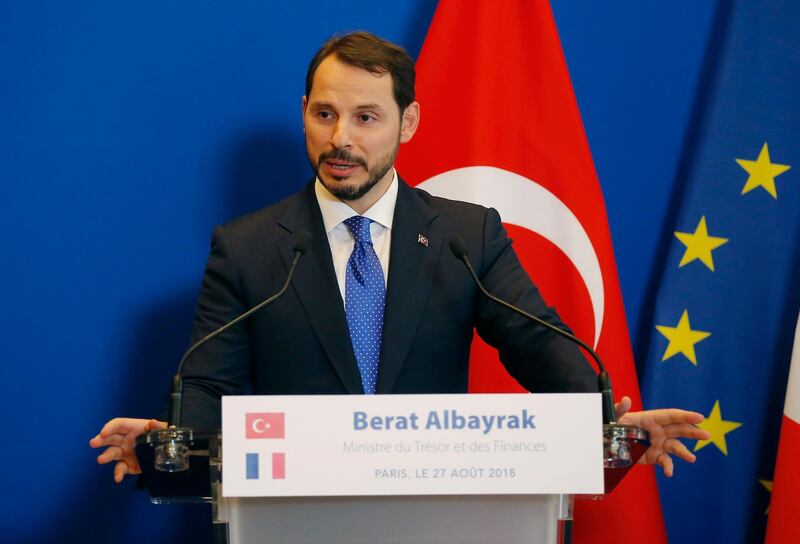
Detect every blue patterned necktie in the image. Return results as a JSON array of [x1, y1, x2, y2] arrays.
[[343, 215, 385, 395]]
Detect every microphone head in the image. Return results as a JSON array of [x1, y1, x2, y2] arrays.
[[293, 231, 312, 255], [448, 237, 468, 259]]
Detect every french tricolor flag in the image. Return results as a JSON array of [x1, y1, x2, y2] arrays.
[[766, 312, 800, 542], [245, 452, 286, 480]]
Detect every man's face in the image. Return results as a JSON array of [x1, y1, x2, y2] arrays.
[[302, 55, 418, 208]]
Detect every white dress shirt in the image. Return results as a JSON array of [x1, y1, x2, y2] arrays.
[[314, 170, 398, 303]]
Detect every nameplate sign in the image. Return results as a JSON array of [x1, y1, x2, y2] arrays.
[[222, 393, 602, 497]]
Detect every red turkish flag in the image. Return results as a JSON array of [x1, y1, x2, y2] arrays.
[[246, 412, 286, 439], [397, 2, 667, 542]]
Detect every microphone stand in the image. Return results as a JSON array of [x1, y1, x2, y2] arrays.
[[448, 237, 649, 492], [147, 231, 311, 473]]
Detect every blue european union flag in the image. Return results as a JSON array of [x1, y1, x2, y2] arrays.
[[246, 453, 259, 480], [640, 1, 800, 542]]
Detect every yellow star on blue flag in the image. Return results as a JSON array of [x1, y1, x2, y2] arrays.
[[655, 309, 711, 365], [735, 142, 791, 198], [694, 400, 742, 455], [674, 216, 729, 271]]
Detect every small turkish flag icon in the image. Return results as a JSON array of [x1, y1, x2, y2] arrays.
[[245, 412, 285, 439]]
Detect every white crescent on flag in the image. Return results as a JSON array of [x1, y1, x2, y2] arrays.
[[251, 418, 272, 433], [418, 166, 605, 348]]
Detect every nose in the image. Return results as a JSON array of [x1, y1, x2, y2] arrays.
[[329, 118, 352, 149]]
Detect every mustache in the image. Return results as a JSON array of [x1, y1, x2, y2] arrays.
[[318, 149, 367, 167]]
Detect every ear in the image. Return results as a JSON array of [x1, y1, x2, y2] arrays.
[[301, 96, 308, 132], [399, 101, 420, 143]]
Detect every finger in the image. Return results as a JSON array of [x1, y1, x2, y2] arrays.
[[100, 418, 148, 438], [97, 446, 124, 464], [145, 419, 168, 432], [91, 434, 131, 450], [667, 438, 697, 463], [645, 409, 705, 427], [661, 422, 711, 441], [614, 396, 632, 418], [113, 461, 130, 483], [99, 417, 128, 438], [658, 452, 674, 478]]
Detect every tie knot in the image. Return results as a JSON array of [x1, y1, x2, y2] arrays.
[[344, 216, 374, 244]]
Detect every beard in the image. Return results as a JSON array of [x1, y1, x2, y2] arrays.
[[311, 142, 398, 201]]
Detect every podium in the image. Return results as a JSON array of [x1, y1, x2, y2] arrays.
[[135, 395, 648, 544]]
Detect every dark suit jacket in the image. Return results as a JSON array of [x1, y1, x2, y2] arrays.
[[181, 178, 596, 429]]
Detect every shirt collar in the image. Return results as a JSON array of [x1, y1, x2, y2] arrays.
[[314, 169, 398, 233]]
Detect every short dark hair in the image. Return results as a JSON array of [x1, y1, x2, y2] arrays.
[[305, 31, 416, 112]]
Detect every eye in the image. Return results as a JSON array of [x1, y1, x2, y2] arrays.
[[316, 110, 334, 120], [358, 113, 376, 123]]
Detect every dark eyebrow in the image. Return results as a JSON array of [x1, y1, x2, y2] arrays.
[[309, 101, 335, 110], [309, 101, 385, 112], [308, 101, 388, 117]]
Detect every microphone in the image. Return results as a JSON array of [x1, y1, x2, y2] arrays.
[[167, 230, 312, 428], [448, 237, 617, 424]]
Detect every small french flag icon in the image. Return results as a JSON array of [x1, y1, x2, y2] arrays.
[[245, 452, 286, 480]]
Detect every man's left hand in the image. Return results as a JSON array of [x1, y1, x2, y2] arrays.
[[614, 396, 710, 477]]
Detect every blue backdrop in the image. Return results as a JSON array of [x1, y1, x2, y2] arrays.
[[2, 1, 720, 542]]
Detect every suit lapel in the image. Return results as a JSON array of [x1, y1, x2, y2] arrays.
[[277, 182, 363, 394], [376, 180, 441, 393]]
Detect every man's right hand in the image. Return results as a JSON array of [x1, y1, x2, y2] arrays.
[[89, 418, 167, 483]]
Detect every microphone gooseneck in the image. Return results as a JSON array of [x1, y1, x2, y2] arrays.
[[167, 230, 312, 428], [448, 236, 617, 424]]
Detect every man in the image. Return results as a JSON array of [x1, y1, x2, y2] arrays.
[[91, 32, 708, 483]]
